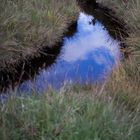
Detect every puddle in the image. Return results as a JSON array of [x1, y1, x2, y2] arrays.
[[18, 12, 121, 93]]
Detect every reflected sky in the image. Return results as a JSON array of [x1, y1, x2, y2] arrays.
[[18, 12, 121, 93]]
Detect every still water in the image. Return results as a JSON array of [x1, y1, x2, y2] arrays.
[[18, 12, 121, 93]]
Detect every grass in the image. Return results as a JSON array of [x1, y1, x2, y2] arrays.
[[0, 0, 79, 68], [0, 0, 140, 139], [0, 90, 140, 140]]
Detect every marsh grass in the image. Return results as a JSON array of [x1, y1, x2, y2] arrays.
[[0, 0, 79, 67], [0, 90, 140, 140]]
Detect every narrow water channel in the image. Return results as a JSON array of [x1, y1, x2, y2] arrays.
[[18, 12, 121, 93], [0, 1, 127, 94]]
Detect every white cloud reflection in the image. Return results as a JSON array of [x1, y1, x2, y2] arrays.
[[62, 12, 120, 64]]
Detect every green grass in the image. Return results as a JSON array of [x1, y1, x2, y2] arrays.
[[0, 90, 140, 140], [0, 0, 79, 67]]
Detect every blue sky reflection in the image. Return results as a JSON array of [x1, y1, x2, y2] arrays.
[[19, 12, 121, 92]]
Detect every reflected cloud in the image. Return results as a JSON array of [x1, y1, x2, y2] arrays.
[[62, 13, 120, 64]]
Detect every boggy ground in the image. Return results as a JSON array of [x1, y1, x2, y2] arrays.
[[0, 0, 140, 139]]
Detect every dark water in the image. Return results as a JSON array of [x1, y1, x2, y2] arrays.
[[18, 12, 121, 93]]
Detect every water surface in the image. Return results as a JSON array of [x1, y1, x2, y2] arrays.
[[19, 12, 121, 93]]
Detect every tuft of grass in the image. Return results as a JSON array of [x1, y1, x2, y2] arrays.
[[0, 91, 140, 140], [104, 63, 140, 111], [0, 0, 79, 67]]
